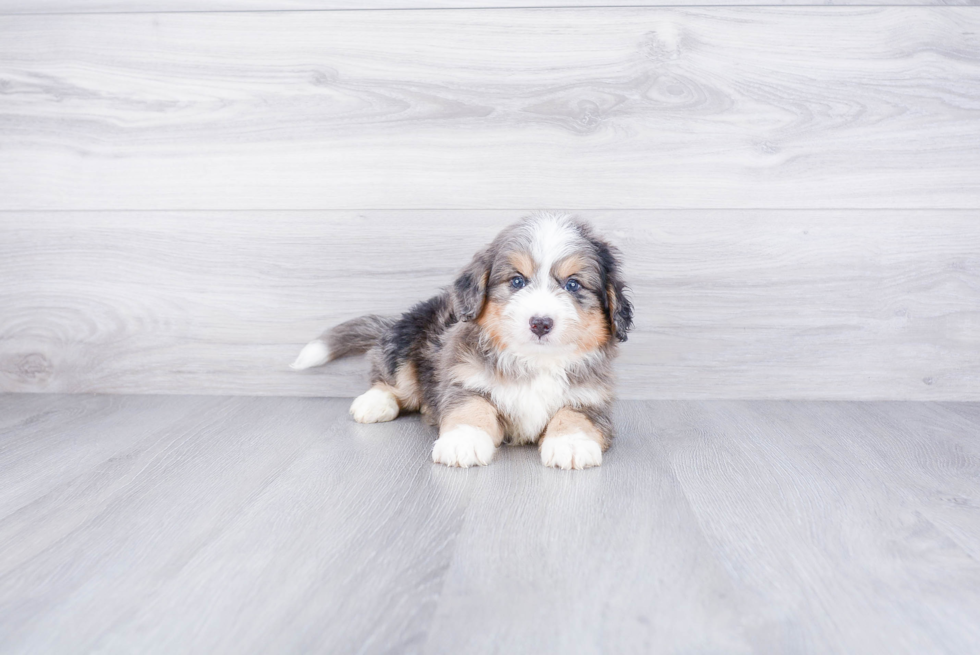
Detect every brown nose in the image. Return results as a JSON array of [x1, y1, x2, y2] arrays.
[[529, 316, 554, 337]]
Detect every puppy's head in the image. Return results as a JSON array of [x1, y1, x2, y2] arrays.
[[453, 212, 633, 360]]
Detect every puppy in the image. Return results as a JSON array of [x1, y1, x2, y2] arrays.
[[291, 212, 633, 469]]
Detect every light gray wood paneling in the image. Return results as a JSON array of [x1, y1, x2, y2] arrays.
[[2, 395, 980, 653], [1, 0, 974, 13], [1, 210, 977, 400], [1, 9, 979, 210]]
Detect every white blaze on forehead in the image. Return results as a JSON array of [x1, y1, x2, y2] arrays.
[[522, 213, 579, 283]]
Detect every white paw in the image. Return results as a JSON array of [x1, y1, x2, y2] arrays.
[[350, 387, 399, 423], [432, 425, 496, 468], [290, 340, 330, 370], [540, 431, 602, 470]]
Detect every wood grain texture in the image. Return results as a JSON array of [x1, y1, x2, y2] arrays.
[[423, 400, 758, 654], [1, 9, 979, 210], [2, 209, 978, 400], [2, 394, 980, 653], [0, 395, 476, 653], [652, 399, 980, 653], [939, 401, 980, 426], [2, 0, 976, 13]]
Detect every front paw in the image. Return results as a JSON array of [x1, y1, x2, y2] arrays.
[[540, 431, 602, 470], [432, 425, 496, 468]]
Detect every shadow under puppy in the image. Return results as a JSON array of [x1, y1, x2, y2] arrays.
[[291, 212, 633, 469]]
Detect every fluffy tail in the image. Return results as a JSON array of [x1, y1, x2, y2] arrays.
[[290, 315, 395, 370]]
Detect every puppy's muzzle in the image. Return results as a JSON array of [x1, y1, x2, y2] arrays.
[[529, 316, 554, 338]]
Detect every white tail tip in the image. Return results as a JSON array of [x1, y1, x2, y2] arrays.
[[290, 340, 330, 370]]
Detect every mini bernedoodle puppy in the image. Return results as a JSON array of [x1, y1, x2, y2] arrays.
[[291, 212, 633, 470]]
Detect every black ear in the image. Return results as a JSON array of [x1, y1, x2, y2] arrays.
[[594, 239, 634, 342], [606, 276, 634, 342], [451, 249, 492, 322]]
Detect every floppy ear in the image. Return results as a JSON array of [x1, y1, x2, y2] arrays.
[[594, 240, 634, 342], [451, 249, 492, 322], [606, 275, 634, 342]]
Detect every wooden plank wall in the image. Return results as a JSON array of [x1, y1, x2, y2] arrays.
[[2, 10, 980, 210], [2, 1, 972, 13], [0, 4, 978, 399]]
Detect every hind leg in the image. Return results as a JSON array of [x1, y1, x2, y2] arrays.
[[349, 363, 421, 424], [350, 384, 400, 423]]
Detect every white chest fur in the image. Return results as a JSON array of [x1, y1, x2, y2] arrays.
[[459, 366, 603, 445], [489, 372, 570, 444]]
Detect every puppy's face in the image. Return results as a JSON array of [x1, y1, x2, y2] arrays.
[[482, 231, 609, 357], [453, 214, 633, 362]]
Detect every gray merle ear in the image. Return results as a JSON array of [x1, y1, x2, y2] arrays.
[[451, 248, 492, 322], [594, 239, 634, 342]]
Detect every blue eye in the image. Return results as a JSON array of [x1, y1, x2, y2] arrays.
[[511, 275, 526, 289], [564, 279, 581, 293]]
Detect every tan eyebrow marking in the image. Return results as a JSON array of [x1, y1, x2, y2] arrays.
[[508, 251, 536, 278], [554, 254, 588, 281]]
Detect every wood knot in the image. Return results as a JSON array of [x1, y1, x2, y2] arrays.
[[310, 69, 339, 86], [641, 24, 683, 62], [18, 353, 53, 382]]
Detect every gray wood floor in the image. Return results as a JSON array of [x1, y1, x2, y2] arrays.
[[2, 394, 979, 654]]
